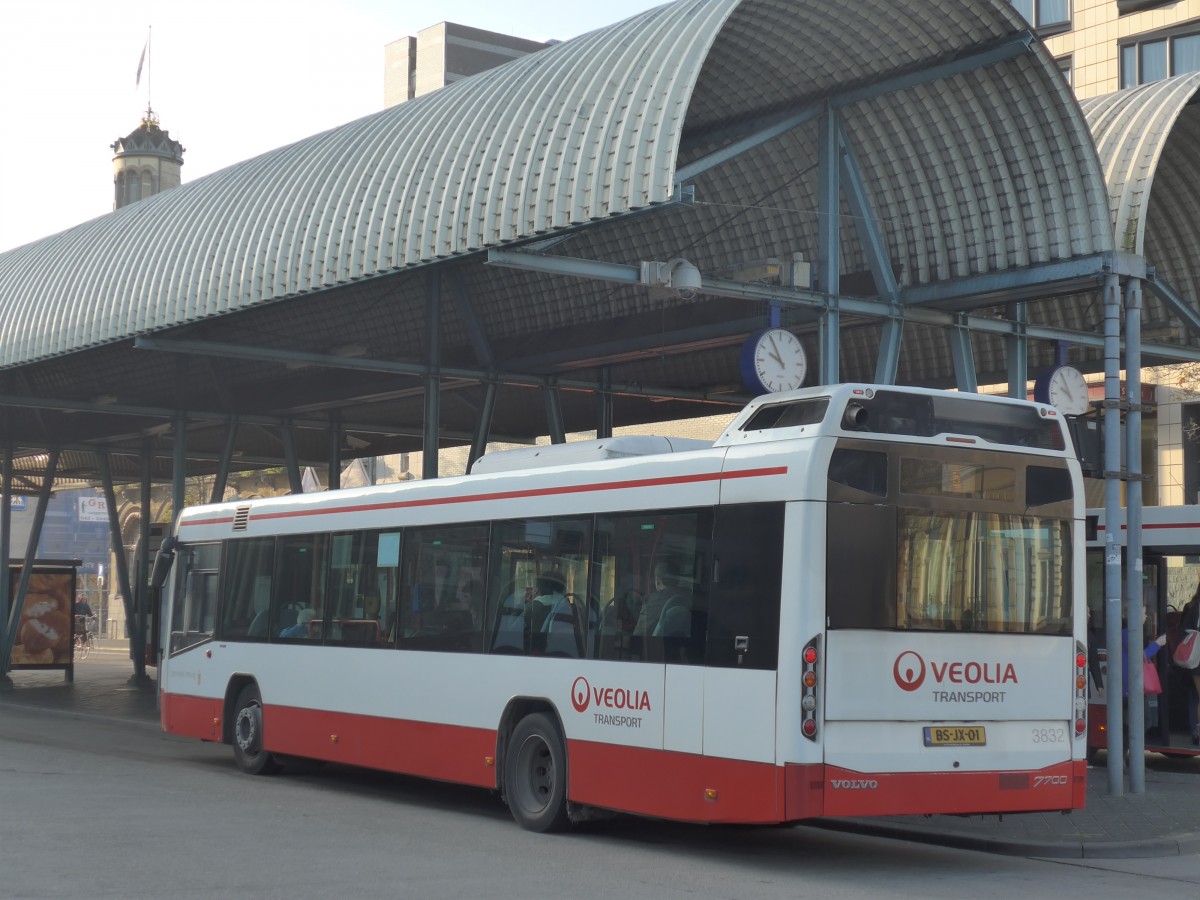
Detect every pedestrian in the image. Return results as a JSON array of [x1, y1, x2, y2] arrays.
[[1179, 589, 1200, 745]]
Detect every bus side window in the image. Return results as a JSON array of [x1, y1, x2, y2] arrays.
[[399, 524, 489, 653], [273, 534, 327, 642], [170, 542, 219, 654], [707, 504, 783, 670], [220, 537, 275, 642]]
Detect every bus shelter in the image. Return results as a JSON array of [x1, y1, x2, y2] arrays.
[[0, 0, 1198, 791]]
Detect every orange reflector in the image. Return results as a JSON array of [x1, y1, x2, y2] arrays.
[[331, 734, 339, 743], [1076, 676, 1086, 689], [484, 756, 495, 767], [704, 788, 718, 800], [803, 671, 817, 688]]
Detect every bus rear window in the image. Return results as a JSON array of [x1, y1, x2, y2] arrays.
[[900, 458, 1015, 501]]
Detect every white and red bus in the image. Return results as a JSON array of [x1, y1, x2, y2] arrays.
[[1085, 505, 1200, 759], [157, 383, 1087, 831]]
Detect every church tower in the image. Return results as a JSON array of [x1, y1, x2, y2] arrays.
[[111, 106, 185, 210]]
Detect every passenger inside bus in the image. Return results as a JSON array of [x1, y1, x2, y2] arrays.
[[635, 559, 691, 638]]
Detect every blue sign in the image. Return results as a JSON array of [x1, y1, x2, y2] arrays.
[[9, 496, 25, 510]]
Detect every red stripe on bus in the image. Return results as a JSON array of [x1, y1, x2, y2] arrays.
[[820, 761, 1083, 817], [179, 466, 789, 529]]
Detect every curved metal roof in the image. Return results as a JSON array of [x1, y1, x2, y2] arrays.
[[0, 0, 1112, 373], [1080, 73, 1200, 350]]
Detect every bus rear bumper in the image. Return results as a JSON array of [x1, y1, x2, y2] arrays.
[[810, 759, 1086, 818]]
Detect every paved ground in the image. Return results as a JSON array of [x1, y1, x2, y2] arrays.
[[2, 640, 1198, 858]]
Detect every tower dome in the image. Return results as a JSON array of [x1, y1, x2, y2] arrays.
[[111, 106, 185, 210]]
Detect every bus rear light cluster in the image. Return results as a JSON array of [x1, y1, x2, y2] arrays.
[[801, 635, 821, 742], [1073, 640, 1088, 740]]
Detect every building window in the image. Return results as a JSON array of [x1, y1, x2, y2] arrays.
[[1057, 55, 1073, 86], [1121, 27, 1200, 87], [1011, 0, 1071, 30]]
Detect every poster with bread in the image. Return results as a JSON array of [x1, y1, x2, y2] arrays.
[[10, 569, 76, 668]]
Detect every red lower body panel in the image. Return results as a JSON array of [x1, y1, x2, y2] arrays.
[[161, 691, 1082, 822]]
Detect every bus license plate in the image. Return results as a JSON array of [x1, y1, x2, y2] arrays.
[[923, 726, 986, 747]]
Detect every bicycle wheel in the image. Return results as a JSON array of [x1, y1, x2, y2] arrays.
[[74, 635, 89, 660]]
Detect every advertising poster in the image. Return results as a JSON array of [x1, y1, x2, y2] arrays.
[[9, 567, 76, 669]]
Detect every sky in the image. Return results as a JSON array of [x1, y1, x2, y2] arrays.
[[0, 0, 666, 254]]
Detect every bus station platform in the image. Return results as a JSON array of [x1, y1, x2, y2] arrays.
[[2, 649, 1198, 859]]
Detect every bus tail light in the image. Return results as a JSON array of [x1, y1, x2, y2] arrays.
[[1073, 640, 1088, 740], [801, 635, 821, 742]]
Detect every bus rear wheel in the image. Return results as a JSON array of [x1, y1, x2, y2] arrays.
[[504, 712, 570, 832], [231, 684, 281, 775]]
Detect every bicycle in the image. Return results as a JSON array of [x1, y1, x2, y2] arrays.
[[73, 616, 98, 660]]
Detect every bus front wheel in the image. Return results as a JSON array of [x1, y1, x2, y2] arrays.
[[504, 712, 570, 832], [231, 684, 281, 776]]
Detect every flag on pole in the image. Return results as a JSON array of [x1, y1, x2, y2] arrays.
[[136, 36, 148, 87]]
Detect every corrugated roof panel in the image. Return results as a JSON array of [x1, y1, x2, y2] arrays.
[[0, 0, 1114, 374]]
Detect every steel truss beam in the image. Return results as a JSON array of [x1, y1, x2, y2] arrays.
[[674, 32, 1035, 186]]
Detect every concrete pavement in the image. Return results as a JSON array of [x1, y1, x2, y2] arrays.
[[2, 643, 1198, 858]]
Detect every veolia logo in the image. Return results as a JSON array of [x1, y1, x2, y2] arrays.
[[893, 651, 926, 691], [571, 676, 591, 712]]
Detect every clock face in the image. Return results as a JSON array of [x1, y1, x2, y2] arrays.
[[1046, 366, 1088, 415], [741, 328, 807, 394]]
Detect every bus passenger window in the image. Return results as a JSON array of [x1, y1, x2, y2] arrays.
[[399, 524, 489, 653], [593, 510, 711, 665], [325, 531, 401, 647], [273, 534, 327, 642], [220, 537, 275, 641], [487, 517, 593, 658]]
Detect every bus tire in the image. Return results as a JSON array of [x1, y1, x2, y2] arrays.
[[504, 712, 570, 832], [231, 684, 282, 776]]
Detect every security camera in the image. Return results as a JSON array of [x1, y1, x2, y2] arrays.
[[668, 260, 702, 300]]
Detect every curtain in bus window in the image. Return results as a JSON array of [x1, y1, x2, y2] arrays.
[[170, 542, 219, 654], [220, 538, 275, 641], [896, 510, 1070, 634], [399, 524, 490, 653]]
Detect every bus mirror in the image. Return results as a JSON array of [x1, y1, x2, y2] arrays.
[[843, 403, 868, 430], [150, 537, 178, 590]]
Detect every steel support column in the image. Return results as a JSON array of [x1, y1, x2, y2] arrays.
[[596, 367, 614, 439], [328, 412, 342, 492], [817, 105, 841, 385], [1006, 303, 1029, 398], [173, 412, 186, 527], [97, 450, 137, 678], [874, 318, 903, 384], [0, 442, 11, 686], [947, 321, 979, 393], [1101, 273, 1124, 796], [279, 423, 302, 494], [424, 271, 441, 480], [468, 381, 497, 471], [544, 379, 566, 445], [1125, 277, 1145, 793], [211, 415, 238, 504], [133, 440, 151, 681]]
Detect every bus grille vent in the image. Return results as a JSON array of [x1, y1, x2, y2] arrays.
[[232, 506, 252, 531]]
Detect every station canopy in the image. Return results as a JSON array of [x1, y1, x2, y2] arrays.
[[0, 0, 1134, 485]]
